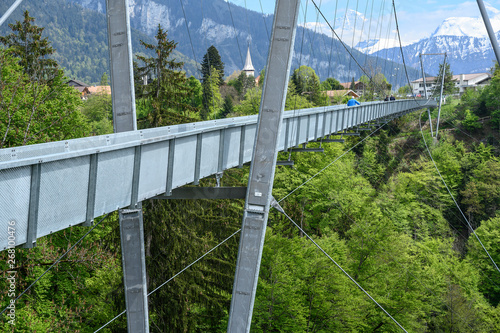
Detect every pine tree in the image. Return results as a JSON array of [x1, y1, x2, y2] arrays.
[[0, 10, 58, 82], [201, 45, 225, 86], [433, 62, 457, 98], [135, 24, 195, 126]]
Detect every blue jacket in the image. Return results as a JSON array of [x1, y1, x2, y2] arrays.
[[347, 98, 360, 106]]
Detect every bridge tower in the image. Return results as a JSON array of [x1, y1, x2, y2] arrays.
[[227, 0, 301, 331]]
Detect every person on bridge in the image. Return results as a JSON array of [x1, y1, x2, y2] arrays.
[[390, 95, 396, 101], [347, 96, 360, 106]]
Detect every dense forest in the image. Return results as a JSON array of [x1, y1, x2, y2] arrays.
[[0, 0, 199, 84], [1, 11, 500, 333]]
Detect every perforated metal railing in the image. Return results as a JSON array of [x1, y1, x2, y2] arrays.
[[0, 99, 436, 249]]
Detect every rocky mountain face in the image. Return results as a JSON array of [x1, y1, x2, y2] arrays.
[[363, 4, 500, 76], [67, 0, 419, 85], [370, 34, 498, 78]]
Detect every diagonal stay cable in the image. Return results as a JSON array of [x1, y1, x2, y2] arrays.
[[309, 0, 372, 81], [271, 200, 408, 333], [93, 228, 241, 333], [310, 182, 478, 331], [419, 111, 500, 275], [226, 0, 244, 67], [0, 212, 111, 316], [279, 120, 388, 204]]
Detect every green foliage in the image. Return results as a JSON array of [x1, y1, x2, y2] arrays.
[[202, 66, 223, 119], [227, 71, 255, 100], [0, 10, 58, 82], [233, 86, 262, 116], [201, 45, 224, 86], [466, 217, 500, 306], [433, 62, 458, 98], [99, 72, 108, 86], [221, 95, 234, 118], [79, 93, 113, 135], [397, 85, 411, 96], [135, 25, 197, 127], [321, 77, 343, 90], [290, 66, 328, 105], [0, 48, 88, 148], [462, 109, 482, 131]]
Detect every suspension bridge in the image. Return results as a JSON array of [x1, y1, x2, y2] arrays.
[[6, 0, 500, 331]]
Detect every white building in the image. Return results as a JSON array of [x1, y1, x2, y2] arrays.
[[242, 45, 255, 77], [411, 73, 491, 97]]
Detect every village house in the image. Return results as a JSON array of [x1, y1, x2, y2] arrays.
[[411, 73, 491, 97]]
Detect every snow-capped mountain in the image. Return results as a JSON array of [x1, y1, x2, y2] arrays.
[[361, 3, 500, 76]]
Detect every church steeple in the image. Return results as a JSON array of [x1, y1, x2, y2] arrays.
[[242, 45, 255, 77]]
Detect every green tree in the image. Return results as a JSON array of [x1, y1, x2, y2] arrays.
[[221, 95, 234, 118], [0, 10, 58, 82], [135, 25, 195, 126], [321, 77, 343, 90], [0, 49, 88, 148], [99, 72, 108, 86], [227, 71, 255, 99], [433, 62, 458, 98], [466, 217, 500, 306], [201, 45, 224, 86], [233, 86, 262, 116], [397, 84, 411, 96], [462, 109, 482, 131], [202, 66, 223, 119], [79, 92, 113, 135], [290, 66, 328, 106]]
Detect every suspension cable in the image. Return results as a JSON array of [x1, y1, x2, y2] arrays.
[[93, 228, 241, 332], [0, 212, 111, 316], [419, 111, 500, 274], [271, 200, 409, 333]]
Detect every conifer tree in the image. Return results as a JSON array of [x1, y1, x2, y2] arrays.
[[135, 24, 195, 126], [0, 10, 58, 82], [201, 45, 225, 86], [433, 62, 457, 98]]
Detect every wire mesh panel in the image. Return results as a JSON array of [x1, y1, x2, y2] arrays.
[[198, 131, 221, 180], [138, 141, 169, 201], [223, 126, 243, 169], [0, 166, 31, 249], [94, 148, 135, 216], [172, 136, 198, 189], [37, 157, 90, 239], [242, 124, 257, 163]]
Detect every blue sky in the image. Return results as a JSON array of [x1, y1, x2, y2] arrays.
[[227, 0, 500, 43]]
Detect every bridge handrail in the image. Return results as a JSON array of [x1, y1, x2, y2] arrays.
[[0, 99, 436, 249]]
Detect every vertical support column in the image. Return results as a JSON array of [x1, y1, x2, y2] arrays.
[[119, 207, 149, 333], [106, 1, 148, 332], [227, 0, 300, 332], [107, 0, 137, 132], [435, 53, 447, 138], [477, 0, 500, 65], [420, 54, 433, 136]]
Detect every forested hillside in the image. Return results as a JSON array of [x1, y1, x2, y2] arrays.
[[1, 10, 500, 332], [0, 0, 198, 84]]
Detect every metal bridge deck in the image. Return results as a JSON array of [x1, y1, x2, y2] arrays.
[[0, 99, 435, 249]]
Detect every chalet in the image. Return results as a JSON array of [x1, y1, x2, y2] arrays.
[[411, 73, 491, 97], [66, 79, 90, 99], [340, 81, 366, 96]]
